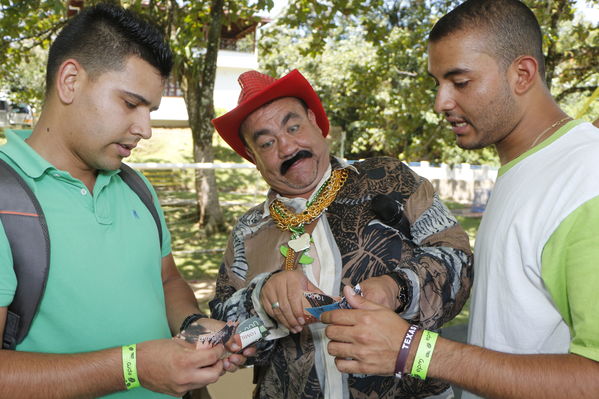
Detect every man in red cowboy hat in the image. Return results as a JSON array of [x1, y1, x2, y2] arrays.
[[209, 69, 473, 399]]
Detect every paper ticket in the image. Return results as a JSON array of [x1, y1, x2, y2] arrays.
[[304, 284, 363, 321]]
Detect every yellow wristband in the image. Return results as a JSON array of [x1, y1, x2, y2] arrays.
[[122, 344, 140, 390], [410, 330, 439, 380]]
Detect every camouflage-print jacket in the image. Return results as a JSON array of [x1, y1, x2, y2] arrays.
[[209, 156, 473, 399]]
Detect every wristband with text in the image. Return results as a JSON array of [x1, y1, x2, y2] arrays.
[[410, 329, 439, 380], [394, 324, 419, 378], [122, 344, 140, 390]]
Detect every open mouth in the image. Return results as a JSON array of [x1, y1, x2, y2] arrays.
[[280, 150, 313, 175], [450, 120, 468, 128]]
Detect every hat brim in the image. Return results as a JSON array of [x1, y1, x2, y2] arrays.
[[212, 69, 329, 162]]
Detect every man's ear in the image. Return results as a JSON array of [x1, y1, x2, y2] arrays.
[[511, 55, 539, 95], [306, 108, 322, 134], [307, 108, 317, 123], [55, 59, 83, 105], [245, 146, 256, 163]]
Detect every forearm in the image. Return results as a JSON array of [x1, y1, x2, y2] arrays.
[[210, 272, 279, 363], [426, 336, 599, 399], [0, 347, 122, 398], [162, 254, 202, 335], [391, 176, 471, 326], [395, 245, 472, 328], [163, 276, 201, 334]]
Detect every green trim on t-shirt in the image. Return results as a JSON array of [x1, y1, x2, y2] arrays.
[[499, 119, 584, 177], [541, 195, 599, 362]]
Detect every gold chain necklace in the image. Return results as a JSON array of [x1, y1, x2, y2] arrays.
[[528, 116, 571, 151], [269, 168, 349, 270]]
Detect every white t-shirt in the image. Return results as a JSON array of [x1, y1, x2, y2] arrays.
[[463, 120, 599, 398]]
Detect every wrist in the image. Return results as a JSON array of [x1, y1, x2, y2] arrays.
[[404, 329, 423, 374], [386, 272, 409, 312], [122, 344, 140, 390], [179, 313, 207, 332], [409, 329, 439, 380]]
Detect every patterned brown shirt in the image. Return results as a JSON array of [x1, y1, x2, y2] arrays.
[[210, 157, 473, 399]]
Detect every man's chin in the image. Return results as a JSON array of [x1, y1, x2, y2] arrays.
[[276, 175, 321, 198], [456, 136, 486, 150]]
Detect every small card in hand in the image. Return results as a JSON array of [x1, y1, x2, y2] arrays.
[[178, 321, 237, 348], [303, 284, 363, 321]]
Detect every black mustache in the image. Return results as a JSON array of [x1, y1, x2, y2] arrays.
[[280, 150, 313, 175]]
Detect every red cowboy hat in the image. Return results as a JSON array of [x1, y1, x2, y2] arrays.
[[211, 69, 329, 162]]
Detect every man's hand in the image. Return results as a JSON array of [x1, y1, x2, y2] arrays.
[[260, 269, 321, 333], [358, 275, 401, 310], [191, 318, 255, 373], [222, 334, 257, 373], [136, 338, 225, 397], [321, 285, 410, 376]]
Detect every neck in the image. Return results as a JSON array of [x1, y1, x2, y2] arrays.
[[27, 111, 98, 191], [495, 97, 567, 165]]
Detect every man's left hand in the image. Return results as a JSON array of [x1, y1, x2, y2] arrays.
[[359, 275, 401, 310]]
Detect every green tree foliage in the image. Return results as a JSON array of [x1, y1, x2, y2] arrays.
[[260, 0, 598, 165], [0, 0, 272, 233]]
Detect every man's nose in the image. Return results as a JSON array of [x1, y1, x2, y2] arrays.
[[278, 132, 298, 158], [131, 109, 152, 140], [434, 86, 456, 114]]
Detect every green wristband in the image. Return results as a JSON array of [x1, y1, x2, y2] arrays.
[[410, 329, 439, 380], [122, 344, 141, 390]]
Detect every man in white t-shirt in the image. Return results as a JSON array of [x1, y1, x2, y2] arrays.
[[321, 1, 599, 398]]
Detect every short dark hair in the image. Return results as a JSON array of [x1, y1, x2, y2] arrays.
[[46, 3, 172, 94], [429, 0, 545, 80]]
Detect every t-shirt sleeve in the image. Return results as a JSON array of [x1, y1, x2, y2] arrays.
[[542, 195, 599, 362], [0, 220, 17, 307]]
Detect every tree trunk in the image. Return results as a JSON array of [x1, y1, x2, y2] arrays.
[[184, 0, 226, 234]]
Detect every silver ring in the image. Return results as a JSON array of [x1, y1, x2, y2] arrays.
[[271, 301, 280, 310]]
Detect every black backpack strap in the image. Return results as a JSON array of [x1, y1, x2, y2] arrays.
[[0, 158, 50, 350], [119, 163, 163, 250]]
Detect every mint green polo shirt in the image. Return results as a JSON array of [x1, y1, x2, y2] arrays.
[[0, 130, 174, 398]]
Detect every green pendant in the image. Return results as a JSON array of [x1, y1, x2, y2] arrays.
[[279, 245, 314, 265], [299, 253, 314, 264]]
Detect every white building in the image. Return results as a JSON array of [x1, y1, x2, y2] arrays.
[[151, 19, 268, 127]]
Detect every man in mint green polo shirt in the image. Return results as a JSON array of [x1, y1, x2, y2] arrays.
[[320, 1, 599, 398], [0, 4, 247, 398]]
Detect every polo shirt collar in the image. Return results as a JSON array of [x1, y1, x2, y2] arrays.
[[1, 130, 53, 179]]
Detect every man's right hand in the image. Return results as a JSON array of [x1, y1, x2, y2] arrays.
[[259, 269, 321, 334], [136, 338, 225, 397]]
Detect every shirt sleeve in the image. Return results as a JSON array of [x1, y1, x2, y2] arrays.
[[389, 171, 474, 330], [542, 195, 599, 362], [209, 232, 279, 364]]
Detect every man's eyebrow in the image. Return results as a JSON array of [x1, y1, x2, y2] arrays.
[[281, 111, 300, 127], [249, 111, 302, 143], [442, 67, 471, 79], [122, 90, 159, 111], [252, 128, 270, 142]]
